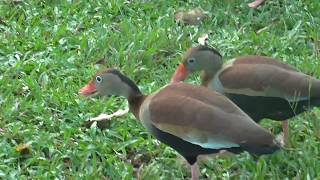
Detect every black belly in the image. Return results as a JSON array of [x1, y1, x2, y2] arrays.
[[226, 93, 320, 122], [149, 124, 281, 165], [149, 124, 243, 165]]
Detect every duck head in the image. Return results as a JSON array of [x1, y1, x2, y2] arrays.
[[171, 45, 223, 83], [79, 68, 141, 99]]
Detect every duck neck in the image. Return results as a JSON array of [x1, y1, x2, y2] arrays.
[[201, 65, 222, 87], [128, 95, 146, 119], [115, 74, 145, 118], [200, 55, 223, 86], [119, 80, 142, 100], [200, 71, 214, 86]]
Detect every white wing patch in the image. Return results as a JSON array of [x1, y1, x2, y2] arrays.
[[155, 123, 240, 150], [187, 136, 240, 149], [209, 71, 225, 94]]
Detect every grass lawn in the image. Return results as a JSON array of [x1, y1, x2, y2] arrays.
[[1, 0, 320, 179]]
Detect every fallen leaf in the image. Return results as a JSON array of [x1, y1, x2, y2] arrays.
[[248, 0, 265, 8], [90, 108, 129, 121], [175, 8, 205, 25], [15, 144, 31, 155], [83, 108, 129, 129], [197, 34, 209, 46]]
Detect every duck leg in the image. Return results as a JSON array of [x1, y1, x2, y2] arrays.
[[191, 163, 199, 180], [276, 120, 289, 147], [282, 120, 289, 145], [248, 0, 265, 8]]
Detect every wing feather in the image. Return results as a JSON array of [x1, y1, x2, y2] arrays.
[[219, 63, 320, 100], [142, 84, 274, 150]]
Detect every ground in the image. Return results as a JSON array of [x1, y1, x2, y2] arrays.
[[0, 0, 319, 179]]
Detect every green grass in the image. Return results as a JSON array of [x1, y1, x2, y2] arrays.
[[0, 0, 320, 179]]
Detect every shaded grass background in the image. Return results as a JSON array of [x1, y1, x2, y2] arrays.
[[0, 0, 319, 179]]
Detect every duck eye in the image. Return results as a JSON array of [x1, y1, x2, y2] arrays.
[[187, 58, 195, 64], [96, 76, 102, 83]]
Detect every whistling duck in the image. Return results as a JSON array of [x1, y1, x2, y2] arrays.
[[248, 0, 265, 8], [171, 45, 320, 144], [79, 68, 280, 180]]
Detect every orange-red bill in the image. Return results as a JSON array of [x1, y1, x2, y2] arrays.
[[79, 81, 97, 96], [170, 64, 189, 83]]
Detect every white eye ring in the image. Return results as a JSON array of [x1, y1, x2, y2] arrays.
[[96, 76, 102, 83], [188, 58, 195, 64]]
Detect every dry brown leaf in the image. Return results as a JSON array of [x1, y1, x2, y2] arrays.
[[175, 8, 205, 25], [15, 144, 31, 155], [248, 0, 265, 8]]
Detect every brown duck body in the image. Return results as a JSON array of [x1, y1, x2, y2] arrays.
[[135, 83, 279, 164], [206, 55, 320, 122], [172, 46, 320, 123]]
